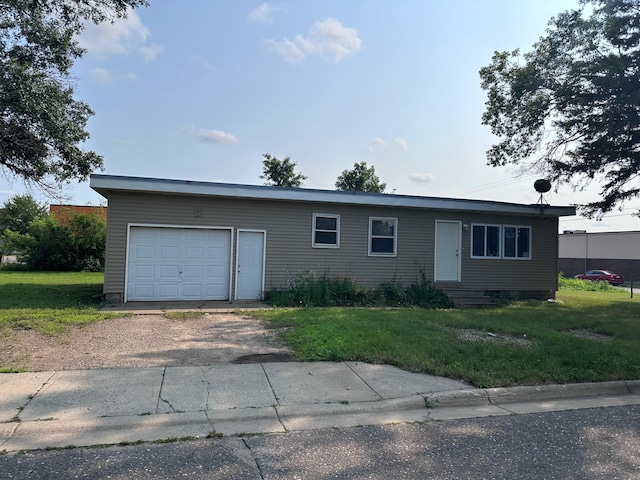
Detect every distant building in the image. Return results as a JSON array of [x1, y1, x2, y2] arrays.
[[559, 230, 640, 281], [49, 204, 107, 226]]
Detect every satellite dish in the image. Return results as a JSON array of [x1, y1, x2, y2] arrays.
[[534, 179, 551, 208], [534, 179, 551, 193]]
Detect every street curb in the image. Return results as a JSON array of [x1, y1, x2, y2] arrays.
[[1, 412, 215, 452], [424, 380, 640, 408], [276, 395, 427, 419], [3, 381, 639, 452]]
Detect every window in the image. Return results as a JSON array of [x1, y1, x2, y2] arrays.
[[369, 217, 397, 256], [471, 224, 501, 258], [312, 214, 340, 248], [471, 223, 532, 259], [503, 226, 531, 259]]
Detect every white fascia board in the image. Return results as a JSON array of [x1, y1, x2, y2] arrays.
[[90, 174, 576, 217]]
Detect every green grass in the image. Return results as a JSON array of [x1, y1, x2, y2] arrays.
[[558, 274, 621, 292], [252, 290, 640, 388], [0, 271, 124, 335]]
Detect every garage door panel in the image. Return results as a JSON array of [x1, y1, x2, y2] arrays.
[[182, 284, 204, 297], [134, 245, 156, 259], [183, 265, 203, 278], [207, 246, 227, 259], [133, 265, 155, 279], [134, 229, 156, 241], [206, 283, 227, 297], [127, 227, 230, 302], [159, 265, 180, 279], [158, 284, 179, 298], [183, 229, 203, 241], [160, 229, 181, 241], [132, 284, 154, 299], [160, 246, 180, 259], [185, 246, 204, 260]]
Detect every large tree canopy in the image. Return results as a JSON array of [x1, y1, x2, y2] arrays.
[[0, 194, 47, 235], [260, 153, 307, 187], [0, 0, 147, 192], [480, 0, 640, 217], [335, 161, 386, 193]]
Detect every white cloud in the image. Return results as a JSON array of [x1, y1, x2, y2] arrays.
[[187, 128, 239, 144], [91, 67, 112, 83], [140, 43, 164, 62], [266, 18, 361, 64], [394, 138, 408, 150], [409, 173, 435, 183], [78, 10, 163, 61], [265, 37, 306, 63], [90, 68, 138, 84], [249, 3, 274, 23], [369, 137, 386, 148]]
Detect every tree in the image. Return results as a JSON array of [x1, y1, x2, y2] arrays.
[[0, 194, 47, 235], [260, 153, 307, 187], [3, 210, 106, 271], [335, 161, 386, 193], [480, 0, 640, 217], [0, 0, 147, 193]]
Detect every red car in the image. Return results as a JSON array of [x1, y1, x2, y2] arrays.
[[575, 270, 624, 286]]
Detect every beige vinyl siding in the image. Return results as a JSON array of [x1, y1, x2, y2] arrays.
[[461, 214, 559, 291], [103, 191, 560, 298]]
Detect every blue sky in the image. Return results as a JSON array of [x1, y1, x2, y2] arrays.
[[2, 0, 639, 233]]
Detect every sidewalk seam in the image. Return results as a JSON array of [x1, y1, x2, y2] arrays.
[[200, 367, 216, 431], [156, 367, 177, 413], [261, 363, 287, 431], [260, 363, 280, 407], [344, 362, 383, 401], [1, 372, 55, 450], [486, 389, 521, 414], [0, 422, 20, 449], [13, 371, 57, 423]]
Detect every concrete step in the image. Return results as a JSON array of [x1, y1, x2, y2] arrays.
[[442, 290, 496, 308]]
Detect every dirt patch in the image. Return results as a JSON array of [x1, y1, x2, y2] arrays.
[[566, 329, 613, 342], [454, 328, 532, 347], [0, 313, 292, 371]]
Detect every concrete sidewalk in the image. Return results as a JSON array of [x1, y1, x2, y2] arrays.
[[1, 362, 639, 452]]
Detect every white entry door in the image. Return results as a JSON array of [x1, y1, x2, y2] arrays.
[[236, 230, 265, 300], [435, 221, 461, 282]]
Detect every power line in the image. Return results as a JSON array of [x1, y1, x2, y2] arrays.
[[560, 211, 639, 222], [446, 174, 539, 197]]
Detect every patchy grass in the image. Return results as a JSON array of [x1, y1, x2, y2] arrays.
[[164, 311, 206, 320], [558, 274, 622, 292], [0, 271, 125, 335], [252, 289, 640, 388]]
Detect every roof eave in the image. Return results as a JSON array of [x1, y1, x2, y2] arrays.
[[89, 174, 576, 217]]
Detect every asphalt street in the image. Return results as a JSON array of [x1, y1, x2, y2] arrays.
[[1, 404, 638, 479]]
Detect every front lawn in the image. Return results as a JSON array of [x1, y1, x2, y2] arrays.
[[252, 289, 640, 388], [0, 271, 123, 336]]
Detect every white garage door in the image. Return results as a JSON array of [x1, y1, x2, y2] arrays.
[[127, 227, 231, 301]]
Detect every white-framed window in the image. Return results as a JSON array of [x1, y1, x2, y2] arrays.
[[369, 217, 397, 256], [471, 224, 501, 258], [312, 214, 340, 248], [503, 225, 531, 259], [471, 223, 532, 259]]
